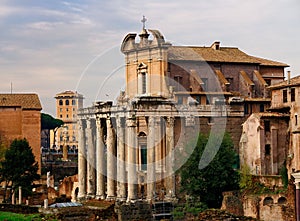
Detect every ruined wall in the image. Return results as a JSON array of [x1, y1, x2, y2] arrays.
[[222, 191, 295, 221]]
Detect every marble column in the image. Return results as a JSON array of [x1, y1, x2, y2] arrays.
[[106, 117, 116, 199], [87, 118, 96, 198], [147, 116, 156, 201], [117, 117, 126, 200], [78, 119, 87, 200], [96, 117, 105, 199], [127, 116, 137, 201], [165, 117, 175, 200], [292, 173, 300, 221]]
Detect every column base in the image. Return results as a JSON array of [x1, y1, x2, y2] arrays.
[[86, 194, 95, 200], [106, 195, 116, 201], [95, 195, 106, 200], [116, 197, 127, 202]]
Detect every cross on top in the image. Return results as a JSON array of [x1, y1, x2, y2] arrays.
[[141, 15, 147, 29]]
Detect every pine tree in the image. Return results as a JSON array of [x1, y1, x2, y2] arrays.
[[0, 138, 40, 203]]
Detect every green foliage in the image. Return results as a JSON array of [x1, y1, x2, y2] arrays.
[[172, 198, 208, 220], [280, 161, 288, 189], [41, 113, 64, 130], [179, 133, 240, 208], [239, 164, 253, 190], [0, 139, 40, 202]]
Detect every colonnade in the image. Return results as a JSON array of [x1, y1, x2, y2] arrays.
[[77, 114, 176, 202]]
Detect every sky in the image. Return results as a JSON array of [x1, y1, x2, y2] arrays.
[[1, 0, 300, 115]]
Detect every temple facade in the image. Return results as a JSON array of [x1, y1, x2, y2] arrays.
[[76, 25, 288, 201]]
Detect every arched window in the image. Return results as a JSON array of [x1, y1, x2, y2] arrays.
[[263, 197, 274, 205], [65, 100, 70, 105], [278, 197, 287, 204], [59, 99, 63, 105]]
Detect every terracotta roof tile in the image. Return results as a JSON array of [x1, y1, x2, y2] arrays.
[[0, 94, 42, 110], [168, 46, 288, 67]]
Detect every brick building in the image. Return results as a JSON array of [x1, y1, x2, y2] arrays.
[[0, 93, 42, 173], [76, 25, 288, 202]]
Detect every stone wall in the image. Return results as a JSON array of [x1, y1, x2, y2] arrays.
[[222, 189, 295, 221], [115, 201, 152, 221]]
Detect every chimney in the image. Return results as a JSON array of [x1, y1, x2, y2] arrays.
[[288, 70, 291, 85], [211, 41, 220, 50]]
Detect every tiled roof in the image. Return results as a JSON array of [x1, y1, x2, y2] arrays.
[[55, 90, 83, 98], [268, 75, 300, 89], [168, 46, 288, 67], [0, 94, 42, 110]]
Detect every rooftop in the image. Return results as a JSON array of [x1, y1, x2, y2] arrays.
[[0, 93, 42, 110], [268, 75, 300, 89], [168, 44, 288, 67]]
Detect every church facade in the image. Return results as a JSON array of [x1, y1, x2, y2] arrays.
[[77, 25, 288, 201]]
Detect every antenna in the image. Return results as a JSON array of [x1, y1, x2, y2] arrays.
[[10, 82, 12, 94]]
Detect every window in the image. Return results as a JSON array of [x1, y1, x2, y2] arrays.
[[259, 104, 264, 112], [296, 114, 298, 126], [174, 76, 182, 91], [141, 73, 146, 94], [283, 89, 288, 103], [59, 99, 63, 105], [140, 145, 147, 171], [65, 100, 70, 105], [291, 88, 295, 102], [244, 104, 249, 114], [66, 108, 69, 112], [178, 96, 183, 104], [72, 99, 76, 105], [264, 79, 271, 86], [60, 114, 62, 118], [66, 114, 69, 118], [264, 121, 270, 132], [60, 108, 62, 112], [265, 144, 271, 156]]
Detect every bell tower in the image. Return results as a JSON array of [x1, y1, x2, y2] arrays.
[[121, 17, 172, 99]]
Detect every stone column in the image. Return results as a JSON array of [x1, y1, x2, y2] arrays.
[[147, 116, 156, 201], [117, 117, 126, 201], [127, 116, 137, 201], [293, 172, 300, 221], [106, 117, 116, 199], [87, 118, 96, 198], [18, 186, 22, 205], [78, 119, 87, 200], [96, 117, 106, 199], [165, 117, 175, 200]]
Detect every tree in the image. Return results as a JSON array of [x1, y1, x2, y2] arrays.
[[0, 139, 40, 202], [179, 133, 239, 208], [41, 113, 64, 148]]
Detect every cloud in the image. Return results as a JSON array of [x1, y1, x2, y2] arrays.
[[0, 0, 300, 116]]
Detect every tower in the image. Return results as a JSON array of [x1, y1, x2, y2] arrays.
[[54, 91, 84, 153]]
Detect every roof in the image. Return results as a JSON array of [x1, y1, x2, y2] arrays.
[[168, 45, 288, 67], [0, 94, 42, 110], [268, 75, 300, 89], [55, 90, 83, 99]]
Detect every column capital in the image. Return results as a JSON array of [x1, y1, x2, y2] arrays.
[[126, 117, 137, 127], [166, 117, 175, 128]]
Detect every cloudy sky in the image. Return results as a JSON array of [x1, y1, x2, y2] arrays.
[[1, 0, 299, 115]]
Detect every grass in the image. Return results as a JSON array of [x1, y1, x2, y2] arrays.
[[0, 212, 57, 221]]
